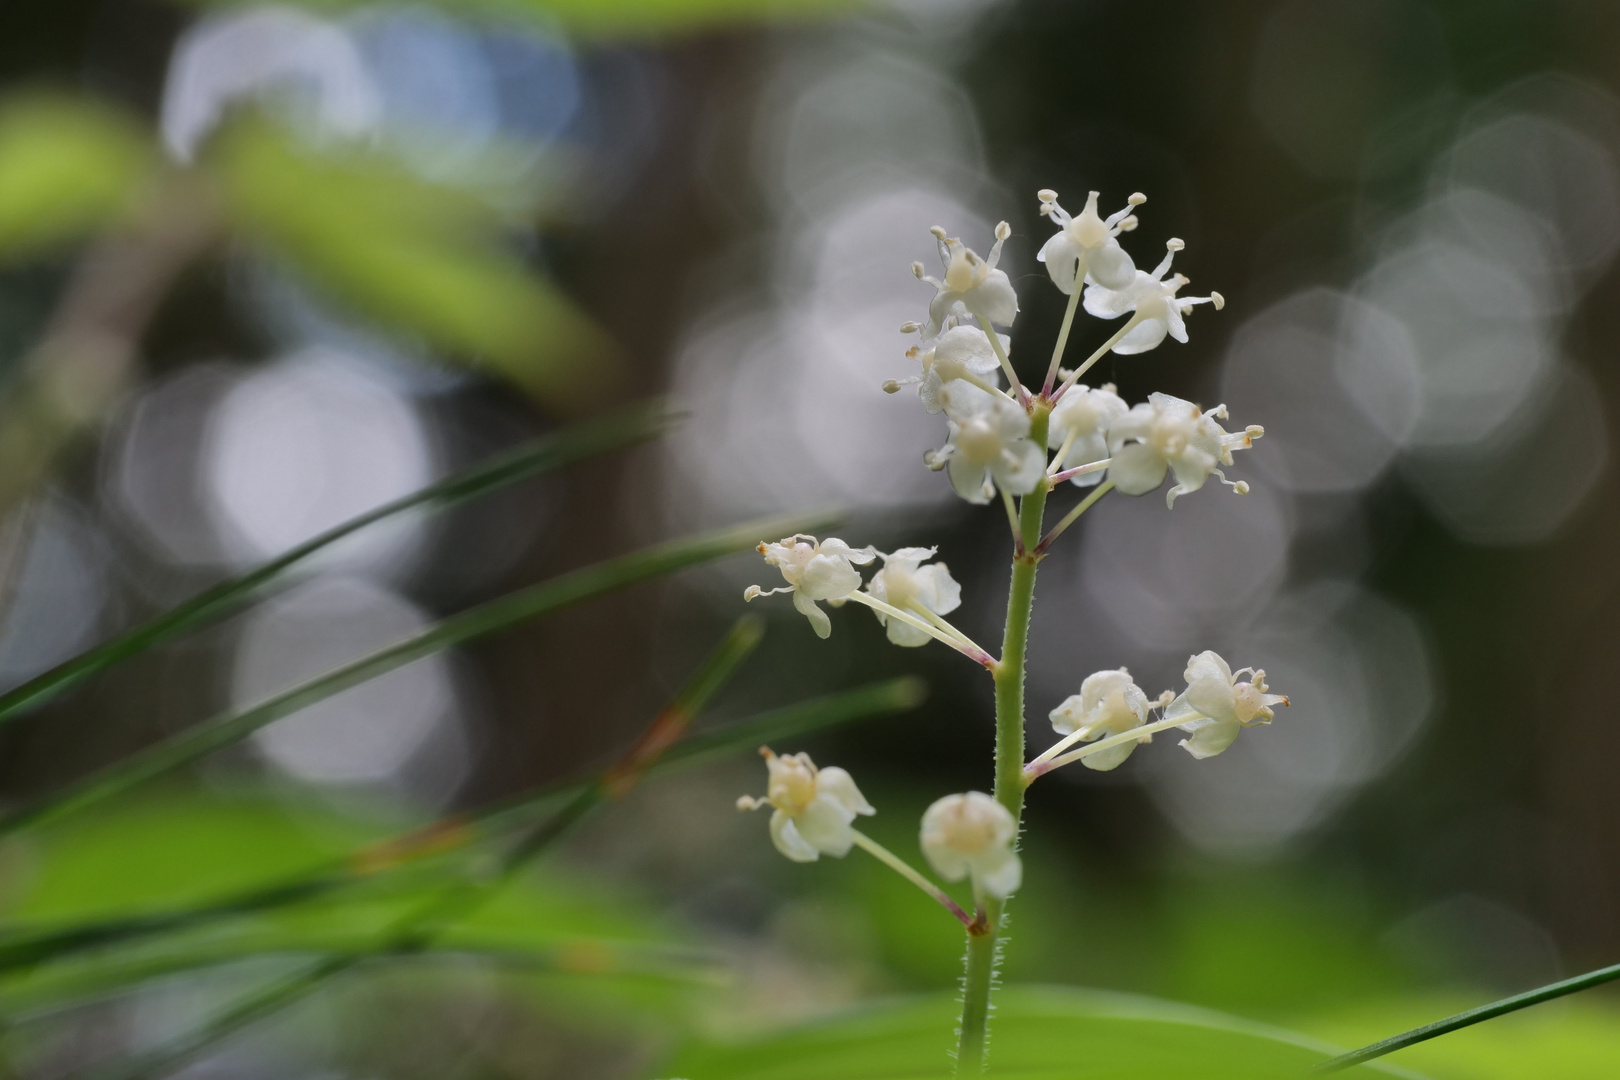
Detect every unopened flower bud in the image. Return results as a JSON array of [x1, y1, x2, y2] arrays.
[[919, 792, 1021, 898]]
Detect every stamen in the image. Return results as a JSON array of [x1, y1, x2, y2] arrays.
[[882, 379, 902, 394]]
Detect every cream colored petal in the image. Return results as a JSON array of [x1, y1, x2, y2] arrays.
[[914, 562, 962, 615], [770, 810, 820, 862], [794, 795, 856, 857], [792, 591, 832, 638], [948, 453, 992, 503], [1049, 694, 1086, 735], [1107, 442, 1169, 496], [885, 618, 933, 648], [797, 554, 861, 600], [1112, 317, 1169, 355], [971, 845, 1023, 899], [814, 767, 875, 817], [1184, 650, 1232, 685], [1038, 231, 1084, 294], [969, 269, 1019, 326], [1184, 673, 1239, 724], [1080, 739, 1139, 772], [1085, 238, 1135, 290], [1178, 717, 1242, 759]]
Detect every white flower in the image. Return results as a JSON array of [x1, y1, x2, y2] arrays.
[[885, 324, 1006, 415], [1082, 239, 1224, 354], [737, 748, 875, 862], [1106, 392, 1262, 506], [1163, 651, 1290, 759], [865, 547, 963, 647], [915, 223, 1019, 338], [1046, 383, 1128, 485], [919, 792, 1021, 899], [1048, 669, 1152, 771], [745, 534, 876, 638], [926, 396, 1046, 504], [1036, 189, 1142, 294]]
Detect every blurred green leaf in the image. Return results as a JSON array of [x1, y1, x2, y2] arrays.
[[212, 121, 612, 408], [0, 96, 153, 262], [181, 0, 859, 37], [664, 986, 1413, 1078]]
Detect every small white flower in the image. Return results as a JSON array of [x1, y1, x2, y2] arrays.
[[1082, 239, 1224, 354], [745, 534, 876, 638], [916, 223, 1019, 338], [1036, 189, 1142, 294], [1048, 668, 1152, 771], [885, 324, 1006, 415], [865, 547, 962, 647], [738, 748, 875, 862], [919, 791, 1021, 899], [1046, 382, 1128, 485], [927, 396, 1046, 504], [1106, 392, 1262, 506], [1163, 651, 1290, 759]]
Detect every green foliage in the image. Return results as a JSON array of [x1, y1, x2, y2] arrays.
[[0, 96, 153, 262], [212, 121, 612, 408], [179, 0, 859, 38], [664, 986, 1406, 1079]]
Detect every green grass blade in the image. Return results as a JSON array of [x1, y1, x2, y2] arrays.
[[0, 509, 835, 837], [0, 401, 677, 725], [1312, 961, 1620, 1072], [0, 677, 922, 973]]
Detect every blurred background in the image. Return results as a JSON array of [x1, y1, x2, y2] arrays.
[[2, 0, 1619, 1077]]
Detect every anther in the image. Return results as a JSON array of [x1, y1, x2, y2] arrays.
[[1118, 216, 1139, 231], [911, 261, 925, 278], [1232, 481, 1250, 495], [929, 225, 947, 239], [743, 585, 762, 601], [1166, 237, 1185, 251], [1245, 424, 1265, 439], [1211, 291, 1225, 310], [1128, 192, 1147, 205], [1037, 188, 1058, 202], [900, 320, 921, 333], [881, 379, 902, 394], [995, 221, 1011, 240]]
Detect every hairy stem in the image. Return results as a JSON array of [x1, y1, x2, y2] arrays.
[[955, 404, 1049, 1075]]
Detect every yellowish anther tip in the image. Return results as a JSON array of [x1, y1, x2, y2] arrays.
[[881, 379, 901, 394], [735, 796, 753, 811], [1246, 424, 1265, 438], [911, 261, 925, 278], [759, 746, 774, 758], [1037, 188, 1058, 202], [1211, 291, 1226, 310], [995, 221, 1011, 240], [1128, 191, 1147, 204], [1278, 696, 1291, 707], [743, 585, 761, 601], [1119, 216, 1139, 231], [1232, 481, 1250, 495], [900, 320, 921, 333], [929, 225, 947, 239], [1167, 237, 1185, 251]]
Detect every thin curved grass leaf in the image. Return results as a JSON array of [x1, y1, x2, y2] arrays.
[[0, 508, 837, 837], [0, 400, 675, 726], [212, 120, 613, 408], [663, 986, 1425, 1079], [0, 95, 154, 262]]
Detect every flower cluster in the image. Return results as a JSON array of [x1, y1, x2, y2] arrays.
[[887, 192, 1259, 508], [732, 186, 1294, 958]]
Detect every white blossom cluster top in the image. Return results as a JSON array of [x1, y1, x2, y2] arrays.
[[734, 187, 1290, 916]]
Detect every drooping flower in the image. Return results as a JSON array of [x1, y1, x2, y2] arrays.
[[1163, 651, 1290, 759], [915, 223, 1019, 338], [1036, 189, 1142, 294], [745, 535, 876, 638], [919, 792, 1021, 899], [1046, 382, 1128, 485], [1107, 392, 1263, 506], [925, 396, 1046, 504], [864, 547, 963, 647], [884, 323, 1006, 415], [737, 748, 875, 862], [1082, 239, 1224, 354], [1048, 669, 1153, 771]]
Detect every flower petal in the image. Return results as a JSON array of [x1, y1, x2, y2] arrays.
[[1112, 318, 1169, 355], [1178, 717, 1243, 759], [969, 269, 1019, 326], [1184, 672, 1240, 724], [1107, 442, 1169, 496], [770, 810, 820, 862], [815, 767, 875, 817], [1038, 232, 1084, 294], [947, 453, 992, 503], [794, 795, 856, 857], [1086, 239, 1136, 290], [971, 845, 1023, 899], [914, 562, 962, 615], [792, 591, 832, 638]]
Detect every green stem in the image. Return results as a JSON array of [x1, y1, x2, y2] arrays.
[[1313, 960, 1620, 1073], [955, 404, 1049, 1076], [850, 830, 972, 928]]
